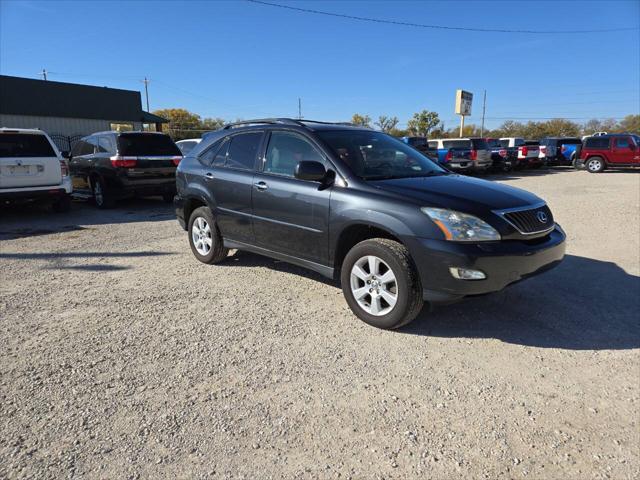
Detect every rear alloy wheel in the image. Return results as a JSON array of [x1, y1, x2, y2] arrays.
[[188, 206, 228, 264], [586, 157, 605, 173], [341, 238, 423, 329], [92, 176, 115, 209]]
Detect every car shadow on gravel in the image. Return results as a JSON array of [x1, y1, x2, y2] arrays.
[[402, 255, 640, 351], [0, 197, 174, 240], [0, 251, 172, 272]]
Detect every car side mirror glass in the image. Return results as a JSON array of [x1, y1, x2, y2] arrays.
[[295, 160, 327, 182]]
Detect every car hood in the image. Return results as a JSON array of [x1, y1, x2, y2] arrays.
[[368, 174, 543, 211]]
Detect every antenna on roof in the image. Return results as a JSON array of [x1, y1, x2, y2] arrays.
[[40, 69, 47, 81]]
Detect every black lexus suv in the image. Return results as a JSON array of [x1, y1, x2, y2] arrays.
[[69, 131, 182, 208], [175, 119, 566, 329]]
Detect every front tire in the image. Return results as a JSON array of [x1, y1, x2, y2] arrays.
[[586, 156, 605, 173], [341, 238, 423, 329], [188, 206, 229, 264]]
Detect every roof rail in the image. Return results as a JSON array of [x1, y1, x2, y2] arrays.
[[221, 118, 358, 130], [222, 118, 302, 129]]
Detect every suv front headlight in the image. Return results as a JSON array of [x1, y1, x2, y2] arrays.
[[421, 207, 500, 242]]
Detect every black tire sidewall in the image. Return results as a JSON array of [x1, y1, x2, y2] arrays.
[[91, 176, 114, 208], [188, 207, 221, 264], [341, 240, 421, 329]]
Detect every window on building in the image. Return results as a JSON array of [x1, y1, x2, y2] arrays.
[[110, 123, 134, 132]]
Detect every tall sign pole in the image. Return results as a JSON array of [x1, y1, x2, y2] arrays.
[[455, 89, 473, 138], [480, 90, 487, 137], [143, 77, 150, 112]]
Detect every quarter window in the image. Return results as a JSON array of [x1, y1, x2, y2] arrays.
[[226, 132, 262, 171], [97, 136, 115, 154], [264, 131, 325, 177]]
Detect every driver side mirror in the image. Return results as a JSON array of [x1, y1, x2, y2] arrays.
[[295, 161, 327, 182]]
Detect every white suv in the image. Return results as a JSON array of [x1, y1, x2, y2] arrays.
[[0, 128, 72, 212]]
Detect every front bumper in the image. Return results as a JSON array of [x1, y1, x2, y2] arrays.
[[407, 225, 566, 303]]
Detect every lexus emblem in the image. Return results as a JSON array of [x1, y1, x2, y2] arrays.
[[537, 211, 548, 223]]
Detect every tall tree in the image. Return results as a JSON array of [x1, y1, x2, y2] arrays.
[[617, 115, 639, 134], [375, 115, 399, 133], [201, 117, 226, 131], [407, 110, 440, 137], [351, 113, 372, 128], [153, 108, 203, 140]]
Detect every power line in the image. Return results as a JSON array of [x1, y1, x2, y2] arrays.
[[247, 0, 638, 34]]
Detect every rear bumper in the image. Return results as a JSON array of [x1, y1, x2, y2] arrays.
[[0, 177, 72, 201], [449, 159, 492, 171], [406, 225, 566, 303], [110, 177, 176, 199]]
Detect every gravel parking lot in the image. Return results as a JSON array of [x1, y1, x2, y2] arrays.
[[1, 168, 639, 479]]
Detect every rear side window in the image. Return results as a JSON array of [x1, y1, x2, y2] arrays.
[[0, 133, 56, 158], [442, 140, 472, 149], [560, 138, 581, 145], [226, 132, 262, 170], [197, 138, 226, 166], [428, 141, 438, 149], [585, 137, 610, 149], [178, 141, 198, 155], [514, 138, 525, 146], [471, 139, 489, 149], [117, 134, 181, 156], [97, 136, 116, 154]]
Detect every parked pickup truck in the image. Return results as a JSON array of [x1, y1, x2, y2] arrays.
[[576, 134, 640, 173], [484, 138, 518, 171], [499, 137, 541, 168], [400, 136, 440, 162], [428, 138, 492, 171], [540, 137, 582, 166]]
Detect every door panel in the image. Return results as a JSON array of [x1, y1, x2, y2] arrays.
[[252, 173, 331, 264], [209, 168, 255, 243], [611, 137, 635, 164]]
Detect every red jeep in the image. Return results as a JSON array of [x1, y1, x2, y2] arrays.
[[578, 134, 640, 173]]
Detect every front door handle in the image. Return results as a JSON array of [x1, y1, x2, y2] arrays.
[[254, 181, 268, 191], [205, 172, 214, 179]]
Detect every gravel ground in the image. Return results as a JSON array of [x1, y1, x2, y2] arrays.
[[1, 168, 639, 480]]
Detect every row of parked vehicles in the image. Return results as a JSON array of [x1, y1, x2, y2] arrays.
[[0, 126, 638, 214], [0, 119, 637, 329], [400, 134, 640, 173]]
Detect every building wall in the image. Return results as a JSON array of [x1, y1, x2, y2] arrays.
[[0, 114, 142, 136]]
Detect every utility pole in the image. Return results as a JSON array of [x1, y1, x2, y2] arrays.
[[298, 97, 302, 119], [480, 90, 487, 137], [41, 69, 48, 81], [459, 115, 465, 138], [143, 77, 150, 111]]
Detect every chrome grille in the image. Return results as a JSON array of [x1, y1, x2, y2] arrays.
[[498, 204, 554, 235]]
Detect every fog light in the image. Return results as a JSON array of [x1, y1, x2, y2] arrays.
[[449, 267, 486, 280]]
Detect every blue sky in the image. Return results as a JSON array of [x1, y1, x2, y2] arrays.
[[1, 0, 638, 129]]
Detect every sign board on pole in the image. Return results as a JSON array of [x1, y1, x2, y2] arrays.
[[455, 89, 473, 116]]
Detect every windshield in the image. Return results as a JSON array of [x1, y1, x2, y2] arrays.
[[317, 130, 446, 180], [117, 133, 181, 156]]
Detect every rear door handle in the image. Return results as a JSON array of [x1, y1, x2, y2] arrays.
[[205, 172, 214, 179], [254, 181, 268, 191]]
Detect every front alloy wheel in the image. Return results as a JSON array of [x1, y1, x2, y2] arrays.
[[350, 255, 398, 316], [341, 238, 424, 329]]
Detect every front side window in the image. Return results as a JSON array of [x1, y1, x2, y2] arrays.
[[317, 130, 446, 180], [615, 137, 630, 148], [0, 134, 56, 158], [226, 132, 262, 170], [264, 131, 325, 177]]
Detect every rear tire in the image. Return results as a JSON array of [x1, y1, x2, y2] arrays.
[[188, 206, 229, 264], [52, 194, 71, 213], [586, 156, 605, 173], [341, 238, 423, 329], [91, 176, 116, 209]]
